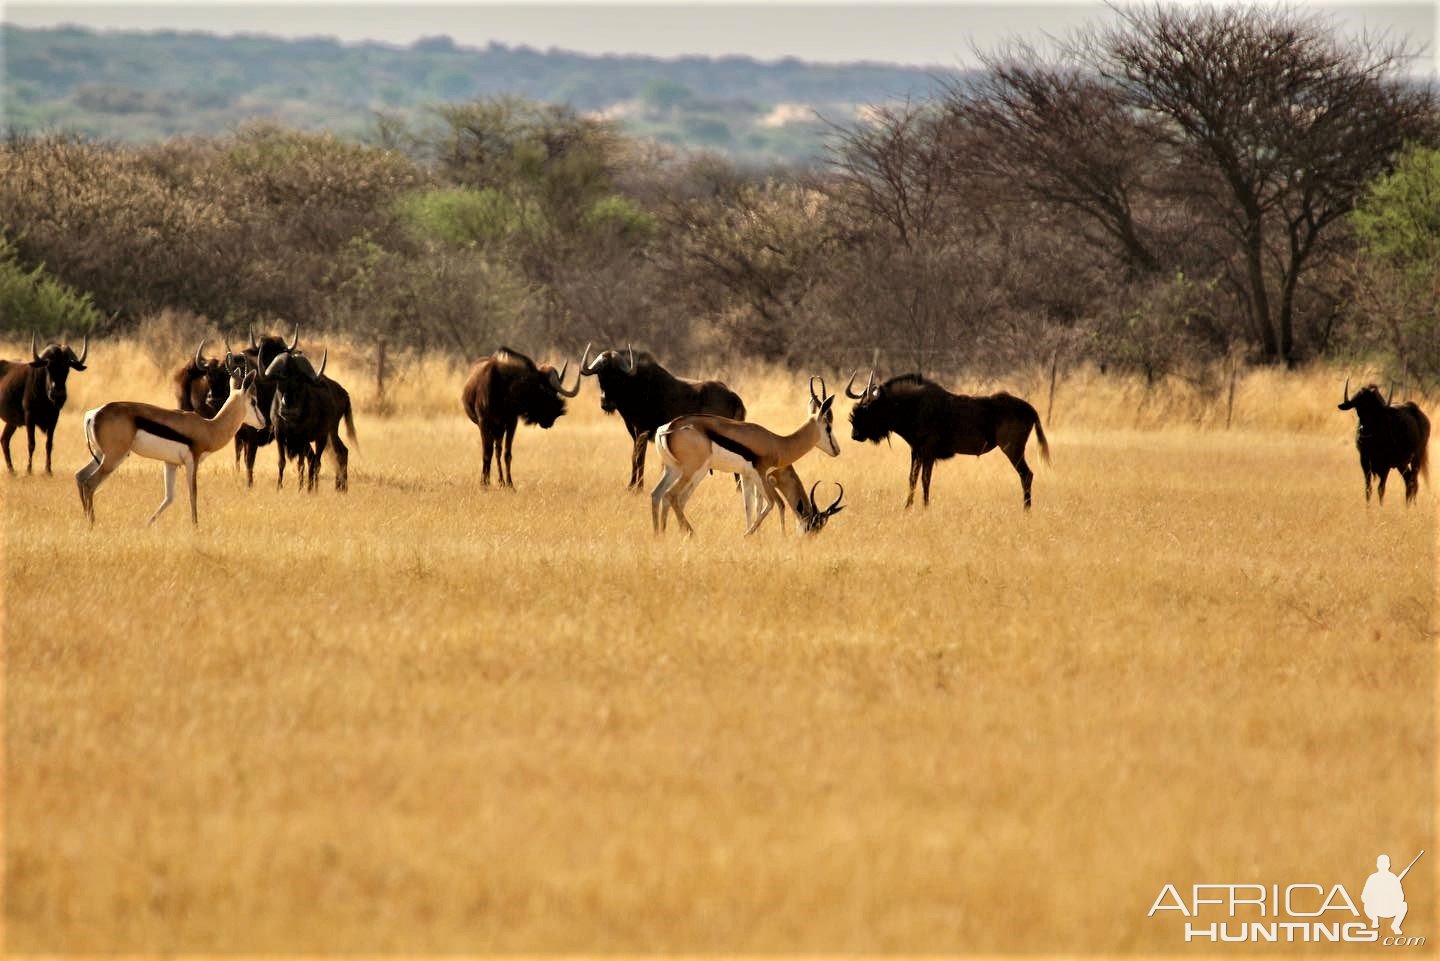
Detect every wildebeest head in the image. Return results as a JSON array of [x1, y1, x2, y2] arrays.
[[807, 376, 841, 457], [508, 347, 581, 428], [182, 337, 233, 412], [801, 480, 845, 534], [846, 368, 893, 443], [264, 347, 325, 423], [1338, 378, 1392, 415], [245, 325, 300, 375], [579, 343, 637, 414], [29, 332, 88, 406]]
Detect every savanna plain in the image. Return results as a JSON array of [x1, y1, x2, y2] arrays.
[[2, 340, 1433, 954]]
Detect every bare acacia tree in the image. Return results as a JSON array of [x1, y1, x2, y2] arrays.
[[1089, 4, 1436, 363]]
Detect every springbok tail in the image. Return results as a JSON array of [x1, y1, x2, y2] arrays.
[[1033, 411, 1051, 466], [82, 408, 101, 462]]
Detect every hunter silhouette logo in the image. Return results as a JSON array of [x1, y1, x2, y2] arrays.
[[1364, 851, 1423, 935], [1149, 848, 1427, 945]]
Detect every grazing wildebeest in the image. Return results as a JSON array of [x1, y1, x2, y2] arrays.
[[461, 347, 581, 488], [652, 376, 840, 536], [1338, 379, 1430, 505], [846, 369, 1050, 509], [77, 358, 266, 526], [579, 345, 746, 489], [263, 348, 357, 493], [232, 327, 298, 486], [172, 337, 231, 417], [0, 332, 88, 475]]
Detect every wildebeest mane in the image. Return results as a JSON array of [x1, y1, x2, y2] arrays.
[[495, 347, 540, 372]]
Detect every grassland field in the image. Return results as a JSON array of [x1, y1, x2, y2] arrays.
[[1, 339, 1434, 954]]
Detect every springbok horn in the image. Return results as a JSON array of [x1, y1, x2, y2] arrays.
[[194, 337, 208, 368], [250, 326, 259, 349], [845, 370, 867, 399], [30, 331, 39, 362], [1342, 377, 1351, 404], [809, 375, 827, 403], [808, 479, 821, 511], [826, 482, 844, 512], [76, 333, 88, 366], [316, 348, 328, 380], [287, 325, 299, 351], [555, 358, 581, 397]]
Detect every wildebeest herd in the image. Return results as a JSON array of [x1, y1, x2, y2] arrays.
[[0, 331, 1430, 529]]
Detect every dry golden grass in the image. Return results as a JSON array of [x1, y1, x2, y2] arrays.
[[2, 339, 1433, 953]]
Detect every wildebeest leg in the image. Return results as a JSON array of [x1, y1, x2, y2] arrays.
[[148, 463, 178, 526], [630, 431, 650, 490], [1376, 466, 1391, 504], [1361, 460, 1373, 502], [43, 426, 54, 474], [502, 424, 516, 489], [479, 423, 494, 486], [310, 437, 329, 493], [1, 422, 15, 473], [331, 430, 349, 493], [905, 453, 921, 508], [1002, 442, 1035, 509], [24, 421, 35, 474], [1401, 466, 1418, 504], [920, 460, 936, 507], [276, 441, 287, 490], [243, 438, 258, 488]]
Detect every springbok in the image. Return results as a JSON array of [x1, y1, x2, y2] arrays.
[[652, 377, 840, 536], [75, 359, 266, 526]]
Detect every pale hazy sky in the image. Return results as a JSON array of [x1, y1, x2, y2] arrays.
[[5, 2, 1435, 71]]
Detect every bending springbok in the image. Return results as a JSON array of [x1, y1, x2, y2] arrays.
[[76, 360, 266, 526], [652, 377, 840, 536]]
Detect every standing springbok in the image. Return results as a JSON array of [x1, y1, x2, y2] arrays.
[[652, 377, 840, 536], [75, 360, 266, 526]]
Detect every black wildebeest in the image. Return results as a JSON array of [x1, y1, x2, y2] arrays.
[[847, 369, 1050, 509], [461, 347, 581, 488], [0, 333, 88, 474], [1338, 379, 1430, 505], [579, 345, 746, 488], [232, 327, 299, 485], [172, 337, 231, 417], [263, 348, 357, 492]]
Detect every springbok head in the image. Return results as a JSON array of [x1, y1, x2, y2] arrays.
[[224, 356, 267, 430], [29, 331, 88, 406], [801, 480, 845, 534], [808, 375, 840, 457]]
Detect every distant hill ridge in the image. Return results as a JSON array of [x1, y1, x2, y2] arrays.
[[1, 24, 963, 161]]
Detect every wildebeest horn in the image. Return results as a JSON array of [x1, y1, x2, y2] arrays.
[[1387, 382, 1395, 405], [316, 348, 328, 380], [620, 344, 634, 374], [845, 370, 868, 399], [578, 342, 595, 375], [194, 337, 208, 368], [264, 353, 287, 378], [30, 331, 39, 363], [250, 326, 259, 349], [287, 325, 299, 351], [1342, 377, 1350, 404], [553, 358, 581, 397]]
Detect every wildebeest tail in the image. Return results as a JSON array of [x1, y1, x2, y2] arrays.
[[341, 394, 359, 450], [1033, 412, 1051, 465]]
